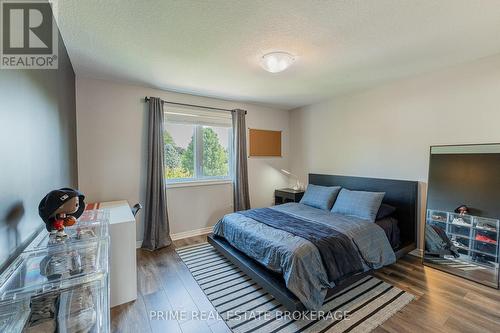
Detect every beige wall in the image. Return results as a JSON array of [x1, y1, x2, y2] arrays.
[[76, 78, 290, 241], [290, 54, 500, 249]]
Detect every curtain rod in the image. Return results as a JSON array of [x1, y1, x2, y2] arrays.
[[144, 96, 247, 114]]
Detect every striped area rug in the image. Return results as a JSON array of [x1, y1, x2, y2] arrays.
[[176, 243, 414, 333], [425, 257, 486, 271]]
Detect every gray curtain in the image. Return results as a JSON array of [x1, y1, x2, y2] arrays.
[[142, 97, 172, 250], [232, 109, 251, 211]]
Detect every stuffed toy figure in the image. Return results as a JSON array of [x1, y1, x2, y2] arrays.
[[455, 204, 469, 216], [38, 188, 85, 238]]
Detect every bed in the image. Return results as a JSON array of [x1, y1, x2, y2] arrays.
[[208, 174, 418, 311]]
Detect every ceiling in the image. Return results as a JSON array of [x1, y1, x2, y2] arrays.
[[57, 0, 500, 109]]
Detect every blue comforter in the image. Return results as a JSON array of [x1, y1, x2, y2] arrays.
[[213, 203, 396, 310], [239, 208, 364, 282]]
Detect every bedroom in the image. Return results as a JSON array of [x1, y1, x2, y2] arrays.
[[0, 1, 499, 332]]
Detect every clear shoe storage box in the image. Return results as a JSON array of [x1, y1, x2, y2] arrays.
[[0, 211, 110, 332]]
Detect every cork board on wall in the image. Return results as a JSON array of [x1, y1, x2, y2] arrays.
[[249, 129, 282, 157]]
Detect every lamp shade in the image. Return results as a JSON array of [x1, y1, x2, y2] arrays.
[[280, 169, 298, 178]]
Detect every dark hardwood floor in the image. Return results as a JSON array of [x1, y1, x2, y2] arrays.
[[111, 234, 500, 333]]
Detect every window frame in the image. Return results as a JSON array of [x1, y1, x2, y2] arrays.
[[164, 120, 233, 186]]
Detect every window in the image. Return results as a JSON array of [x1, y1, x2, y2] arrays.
[[164, 107, 232, 183]]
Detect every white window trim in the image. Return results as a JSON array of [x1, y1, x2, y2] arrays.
[[166, 179, 233, 188]]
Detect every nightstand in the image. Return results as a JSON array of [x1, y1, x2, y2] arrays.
[[274, 188, 305, 205]]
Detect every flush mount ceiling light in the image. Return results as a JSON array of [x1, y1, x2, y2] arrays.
[[260, 51, 295, 73]]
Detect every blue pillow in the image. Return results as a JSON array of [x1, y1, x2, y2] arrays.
[[299, 184, 341, 210], [331, 189, 385, 222]]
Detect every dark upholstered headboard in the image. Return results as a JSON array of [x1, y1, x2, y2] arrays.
[[309, 174, 418, 250]]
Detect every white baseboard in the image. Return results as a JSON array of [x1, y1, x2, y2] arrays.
[[171, 226, 214, 241], [136, 226, 214, 248]]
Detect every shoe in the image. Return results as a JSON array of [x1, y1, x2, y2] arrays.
[[452, 218, 470, 227], [451, 240, 467, 249], [475, 234, 497, 244], [432, 215, 446, 222], [476, 224, 497, 232]]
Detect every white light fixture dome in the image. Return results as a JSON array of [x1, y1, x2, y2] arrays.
[[260, 51, 295, 73]]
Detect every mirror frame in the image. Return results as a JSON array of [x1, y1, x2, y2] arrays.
[[423, 143, 500, 289]]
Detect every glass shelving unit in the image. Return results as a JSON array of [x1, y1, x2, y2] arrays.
[[0, 211, 110, 332], [25, 210, 109, 252], [425, 209, 499, 288]]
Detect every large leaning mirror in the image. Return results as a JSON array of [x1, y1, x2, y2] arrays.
[[424, 144, 500, 288]]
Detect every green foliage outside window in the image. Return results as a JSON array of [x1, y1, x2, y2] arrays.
[[164, 130, 191, 179], [164, 126, 229, 180], [202, 127, 229, 177], [181, 138, 194, 175]]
